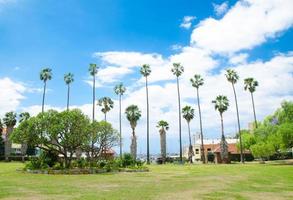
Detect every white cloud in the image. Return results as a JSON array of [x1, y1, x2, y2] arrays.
[[191, 0, 293, 54], [213, 1, 229, 16], [180, 16, 196, 29], [229, 53, 249, 65], [0, 77, 26, 117]]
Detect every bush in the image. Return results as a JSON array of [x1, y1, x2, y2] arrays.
[[121, 153, 136, 167], [39, 150, 59, 167], [25, 157, 48, 170], [52, 162, 63, 170]]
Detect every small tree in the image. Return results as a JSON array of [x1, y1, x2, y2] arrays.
[[182, 105, 195, 163], [98, 97, 114, 122], [3, 111, 17, 161], [156, 120, 169, 163], [125, 105, 141, 160]]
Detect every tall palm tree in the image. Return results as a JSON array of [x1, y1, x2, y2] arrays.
[[182, 106, 195, 163], [3, 111, 17, 161], [64, 73, 74, 111], [171, 62, 184, 163], [190, 74, 206, 163], [114, 83, 126, 159], [225, 69, 244, 163], [244, 78, 259, 128], [98, 97, 114, 121], [40, 68, 52, 113], [156, 120, 169, 163], [212, 95, 229, 163], [19, 112, 30, 162], [89, 63, 98, 122], [140, 64, 151, 164], [125, 105, 141, 160]]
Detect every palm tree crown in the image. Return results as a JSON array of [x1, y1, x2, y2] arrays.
[[19, 112, 30, 123], [88, 63, 98, 76], [182, 106, 195, 123], [40, 68, 52, 82], [225, 69, 239, 84], [3, 112, 17, 127], [171, 63, 184, 77], [64, 73, 74, 85], [140, 64, 151, 77], [244, 78, 258, 93], [190, 74, 204, 88], [156, 120, 169, 131], [125, 105, 141, 129], [98, 97, 114, 115], [212, 95, 229, 115], [114, 83, 126, 96]]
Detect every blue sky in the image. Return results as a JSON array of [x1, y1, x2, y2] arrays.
[[1, 0, 293, 154]]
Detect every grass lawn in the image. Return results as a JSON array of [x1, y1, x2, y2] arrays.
[[0, 162, 292, 200]]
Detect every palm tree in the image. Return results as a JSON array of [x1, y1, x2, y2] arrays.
[[3, 111, 17, 161], [19, 112, 30, 162], [190, 74, 206, 163], [212, 95, 229, 163], [125, 105, 141, 160], [64, 73, 74, 111], [19, 112, 30, 123], [98, 97, 114, 121], [171, 63, 184, 163], [114, 83, 126, 159], [182, 106, 195, 163], [225, 69, 244, 163], [244, 78, 259, 128], [40, 68, 52, 113], [89, 63, 98, 122], [156, 120, 169, 163], [140, 64, 151, 164]]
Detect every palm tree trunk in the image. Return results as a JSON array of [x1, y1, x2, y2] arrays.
[[4, 126, 13, 161], [220, 113, 228, 163], [104, 113, 107, 122], [232, 83, 244, 163], [251, 92, 257, 128], [160, 129, 166, 163], [176, 77, 182, 163], [187, 122, 193, 163], [145, 76, 150, 164], [42, 81, 46, 113], [92, 75, 96, 122], [67, 84, 70, 111], [119, 95, 122, 159], [131, 129, 137, 160], [196, 88, 205, 164]]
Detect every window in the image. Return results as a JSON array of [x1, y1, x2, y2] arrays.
[[195, 149, 199, 154]]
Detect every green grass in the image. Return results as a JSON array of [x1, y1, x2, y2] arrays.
[[0, 162, 292, 200]]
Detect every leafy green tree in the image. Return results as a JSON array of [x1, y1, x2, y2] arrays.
[[64, 73, 74, 111], [237, 130, 256, 151], [171, 62, 184, 163], [140, 64, 151, 164], [156, 120, 169, 163], [225, 69, 244, 163], [40, 68, 52, 113], [212, 95, 229, 163], [182, 105, 195, 163], [114, 83, 126, 159], [250, 142, 275, 162], [18, 112, 30, 161], [98, 97, 114, 121], [125, 105, 141, 160], [244, 77, 259, 128], [275, 101, 293, 124], [12, 109, 91, 168], [277, 123, 293, 149], [89, 63, 98, 121], [190, 74, 206, 163], [3, 111, 17, 161], [85, 121, 119, 161]]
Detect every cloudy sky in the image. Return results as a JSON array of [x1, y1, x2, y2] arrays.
[[0, 0, 293, 154]]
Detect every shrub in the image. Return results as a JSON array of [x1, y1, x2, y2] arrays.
[[25, 157, 48, 170], [39, 150, 59, 167], [121, 153, 136, 167], [52, 162, 63, 170]]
